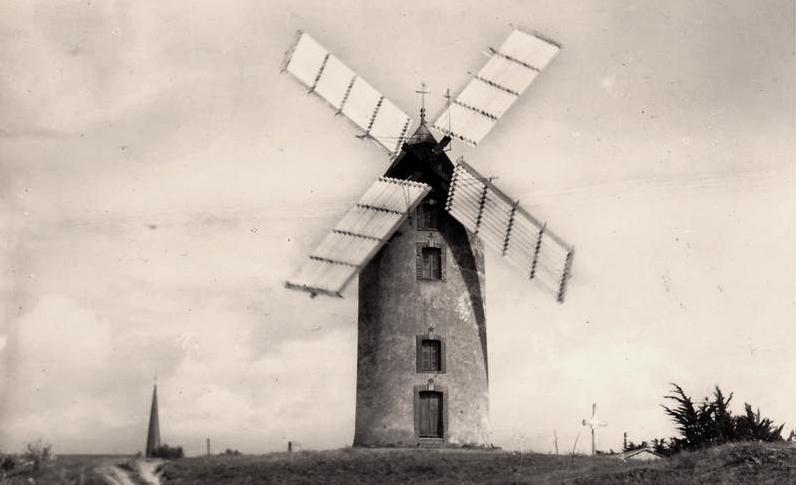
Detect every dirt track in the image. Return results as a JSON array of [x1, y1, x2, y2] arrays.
[[97, 458, 164, 485]]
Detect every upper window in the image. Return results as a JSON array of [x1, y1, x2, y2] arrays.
[[416, 242, 445, 281], [419, 247, 442, 280], [417, 199, 439, 230]]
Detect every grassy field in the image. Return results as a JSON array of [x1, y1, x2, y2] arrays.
[[0, 454, 131, 485], [159, 442, 796, 484]]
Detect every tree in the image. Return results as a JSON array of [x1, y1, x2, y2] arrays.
[[661, 383, 714, 449], [734, 403, 785, 442], [661, 383, 784, 451]]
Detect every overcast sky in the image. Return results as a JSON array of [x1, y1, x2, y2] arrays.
[[1, 0, 794, 456]]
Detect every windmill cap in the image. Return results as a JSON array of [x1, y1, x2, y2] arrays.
[[406, 122, 437, 145]]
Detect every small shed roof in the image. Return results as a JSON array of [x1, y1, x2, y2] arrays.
[[622, 448, 664, 461]]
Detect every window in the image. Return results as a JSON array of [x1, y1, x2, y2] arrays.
[[419, 339, 442, 372], [417, 199, 439, 230], [420, 247, 441, 280], [416, 242, 445, 281], [416, 335, 445, 373]]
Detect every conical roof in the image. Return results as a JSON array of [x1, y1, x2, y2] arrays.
[[406, 121, 437, 145]]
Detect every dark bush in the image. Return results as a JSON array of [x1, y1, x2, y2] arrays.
[[661, 383, 784, 451], [623, 439, 649, 452], [0, 452, 16, 472], [152, 444, 184, 460], [734, 403, 785, 442]]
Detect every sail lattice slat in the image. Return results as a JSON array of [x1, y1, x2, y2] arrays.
[[433, 29, 559, 146], [445, 161, 574, 302], [283, 31, 412, 155], [286, 177, 431, 297], [335, 207, 403, 238]]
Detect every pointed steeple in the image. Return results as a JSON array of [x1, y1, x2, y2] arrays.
[[145, 379, 161, 457]]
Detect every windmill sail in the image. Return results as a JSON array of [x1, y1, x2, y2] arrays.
[[445, 160, 573, 302], [282, 31, 412, 155], [286, 177, 431, 297], [433, 29, 559, 146]]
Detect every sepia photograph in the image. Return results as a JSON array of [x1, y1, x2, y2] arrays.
[[1, 1, 794, 483]]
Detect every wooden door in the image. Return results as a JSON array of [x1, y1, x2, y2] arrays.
[[418, 391, 443, 438]]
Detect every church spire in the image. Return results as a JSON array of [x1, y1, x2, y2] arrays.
[[145, 379, 161, 457]]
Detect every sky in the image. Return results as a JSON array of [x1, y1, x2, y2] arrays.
[[0, 0, 794, 456]]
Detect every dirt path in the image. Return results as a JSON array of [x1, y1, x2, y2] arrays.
[[96, 464, 137, 485], [136, 459, 164, 485], [97, 459, 164, 485]]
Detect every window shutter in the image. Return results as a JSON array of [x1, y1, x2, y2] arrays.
[[416, 335, 447, 374], [416, 243, 445, 281], [416, 244, 424, 279], [415, 335, 422, 373], [428, 201, 438, 229], [417, 198, 439, 230], [440, 245, 447, 280], [440, 338, 447, 373]]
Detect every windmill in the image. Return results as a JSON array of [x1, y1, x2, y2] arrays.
[[282, 28, 574, 447]]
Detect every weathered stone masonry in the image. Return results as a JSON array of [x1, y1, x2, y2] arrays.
[[353, 125, 489, 447]]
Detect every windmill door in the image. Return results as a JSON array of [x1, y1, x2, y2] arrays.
[[418, 391, 443, 438]]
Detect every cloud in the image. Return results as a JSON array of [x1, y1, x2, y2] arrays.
[[0, 294, 129, 452], [154, 322, 358, 454], [0, 288, 358, 455]]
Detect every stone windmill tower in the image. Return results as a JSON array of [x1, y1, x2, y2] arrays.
[[283, 28, 574, 447]]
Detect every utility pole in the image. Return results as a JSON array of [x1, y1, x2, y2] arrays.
[[206, 437, 211, 456], [553, 430, 559, 455]]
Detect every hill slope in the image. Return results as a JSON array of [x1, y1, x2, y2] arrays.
[[159, 442, 796, 484]]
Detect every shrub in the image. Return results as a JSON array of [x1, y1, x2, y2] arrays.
[[661, 383, 784, 451], [734, 403, 785, 442], [0, 450, 17, 474], [623, 439, 649, 452], [23, 439, 54, 473], [152, 444, 184, 460]]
